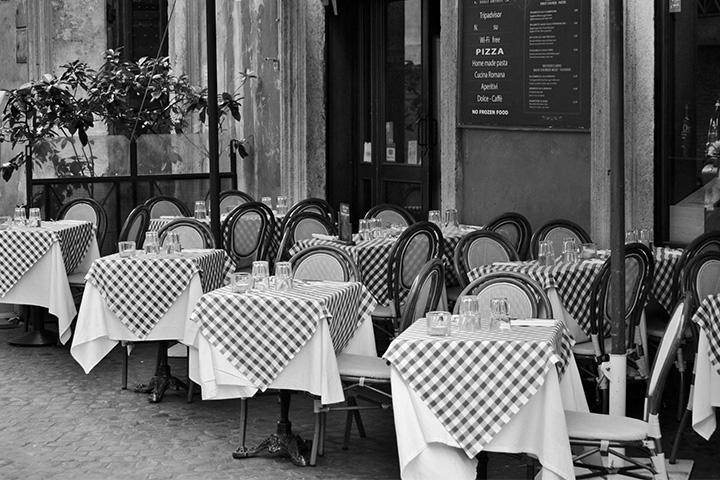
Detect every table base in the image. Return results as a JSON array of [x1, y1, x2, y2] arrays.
[[7, 307, 56, 346], [232, 391, 312, 467], [133, 341, 188, 403]]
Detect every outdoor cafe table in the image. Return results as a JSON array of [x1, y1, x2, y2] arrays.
[[468, 246, 682, 342], [70, 248, 233, 402], [689, 294, 720, 439], [183, 280, 377, 465], [0, 220, 99, 346], [384, 318, 588, 480], [288, 225, 479, 304]]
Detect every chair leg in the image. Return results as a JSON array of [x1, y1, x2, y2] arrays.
[[676, 348, 686, 421], [121, 341, 128, 390], [318, 410, 327, 457], [310, 400, 322, 466], [670, 406, 692, 464], [475, 451, 489, 480], [187, 380, 195, 403], [238, 398, 248, 450], [525, 455, 537, 480]]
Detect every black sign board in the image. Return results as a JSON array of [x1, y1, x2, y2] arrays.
[[338, 203, 355, 245], [458, 0, 591, 130]]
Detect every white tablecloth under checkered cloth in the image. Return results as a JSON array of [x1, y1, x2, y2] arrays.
[[383, 319, 573, 457], [0, 220, 95, 296], [85, 249, 233, 338], [189, 281, 376, 390], [692, 294, 720, 376]]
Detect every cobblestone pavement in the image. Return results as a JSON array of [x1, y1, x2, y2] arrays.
[[0, 319, 717, 480]]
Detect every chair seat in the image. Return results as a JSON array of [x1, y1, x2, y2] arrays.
[[565, 410, 648, 442], [337, 353, 390, 381], [371, 303, 399, 320], [67, 271, 87, 287], [571, 338, 610, 357]]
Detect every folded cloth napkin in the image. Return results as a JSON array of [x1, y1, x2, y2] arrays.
[[584, 258, 606, 265], [311, 233, 337, 241], [160, 215, 182, 219], [510, 319, 558, 327]]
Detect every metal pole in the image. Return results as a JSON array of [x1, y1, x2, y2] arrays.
[[206, 0, 221, 246], [609, 0, 626, 416], [25, 144, 32, 215]]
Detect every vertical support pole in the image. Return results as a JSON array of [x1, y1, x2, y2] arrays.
[[206, 0, 221, 247], [25, 144, 32, 215]]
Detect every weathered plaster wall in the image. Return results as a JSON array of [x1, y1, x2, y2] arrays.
[[48, 0, 105, 71]]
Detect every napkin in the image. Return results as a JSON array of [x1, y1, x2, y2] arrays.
[[510, 319, 558, 327], [160, 215, 181, 219], [584, 258, 606, 265], [312, 233, 338, 241]]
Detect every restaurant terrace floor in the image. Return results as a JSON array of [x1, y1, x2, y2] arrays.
[[0, 316, 717, 479]]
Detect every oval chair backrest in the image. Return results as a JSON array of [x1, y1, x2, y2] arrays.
[[158, 219, 215, 249], [222, 202, 275, 270], [683, 252, 720, 303], [672, 231, 720, 305], [365, 204, 415, 228], [454, 230, 519, 287], [397, 259, 445, 334], [276, 212, 337, 264], [218, 190, 255, 213], [485, 212, 532, 260], [290, 246, 359, 282], [392, 221, 443, 292], [281, 198, 335, 231], [58, 198, 108, 247], [144, 196, 190, 218], [530, 219, 592, 260], [118, 205, 150, 247], [454, 271, 552, 319]]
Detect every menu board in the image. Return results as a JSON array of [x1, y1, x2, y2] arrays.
[[458, 0, 590, 129]]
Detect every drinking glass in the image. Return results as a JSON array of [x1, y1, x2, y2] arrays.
[[144, 231, 159, 255], [580, 242, 598, 260], [275, 261, 293, 291], [276, 196, 288, 215], [639, 228, 652, 248], [261, 196, 273, 210], [458, 295, 482, 332], [428, 210, 441, 226], [13, 207, 26, 227], [0, 216, 10, 230], [358, 219, 371, 241], [252, 260, 270, 291], [231, 272, 253, 294], [443, 209, 458, 229], [168, 231, 182, 253], [562, 238, 578, 263], [118, 241, 136, 258], [28, 208, 41, 228], [194, 200, 207, 220], [371, 217, 384, 239], [489, 297, 511, 332], [625, 229, 638, 244], [426, 310, 451, 336], [538, 240, 555, 267]]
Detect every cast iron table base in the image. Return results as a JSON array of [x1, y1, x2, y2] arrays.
[[8, 306, 57, 346], [133, 341, 188, 403], [233, 391, 312, 466]]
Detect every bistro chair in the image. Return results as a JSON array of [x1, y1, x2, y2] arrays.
[[289, 245, 360, 282], [279, 197, 335, 233], [572, 243, 655, 413], [117, 205, 151, 248], [57, 197, 108, 249], [275, 211, 337, 264], [144, 195, 191, 218], [566, 287, 690, 480], [309, 258, 445, 466], [453, 270, 553, 319], [371, 221, 444, 351], [484, 212, 532, 260], [221, 201, 275, 272], [364, 203, 416, 228], [157, 218, 216, 249], [207, 189, 255, 214], [669, 251, 720, 463], [530, 218, 592, 260], [449, 230, 520, 306]]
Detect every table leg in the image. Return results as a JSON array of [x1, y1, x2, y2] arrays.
[[7, 306, 57, 346], [233, 390, 312, 466], [133, 341, 188, 403]]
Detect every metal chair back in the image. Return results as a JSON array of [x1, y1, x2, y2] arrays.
[[222, 201, 275, 270], [144, 195, 190, 218], [118, 205, 151, 248], [365, 204, 416, 228], [57, 197, 108, 248], [290, 245, 360, 282], [158, 218, 215, 249], [453, 230, 519, 287], [485, 211, 532, 260], [530, 219, 592, 260]]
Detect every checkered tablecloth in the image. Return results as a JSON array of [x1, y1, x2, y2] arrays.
[[0, 220, 95, 296], [383, 318, 573, 457], [651, 247, 683, 311], [692, 294, 720, 376], [189, 281, 376, 390], [85, 249, 233, 338]]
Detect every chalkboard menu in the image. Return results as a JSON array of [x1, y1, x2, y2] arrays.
[[458, 0, 591, 130]]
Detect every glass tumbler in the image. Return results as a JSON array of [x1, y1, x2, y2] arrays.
[[28, 208, 41, 228], [261, 196, 273, 210], [13, 207, 26, 227], [458, 295, 482, 332], [538, 240, 555, 267], [252, 260, 270, 291], [194, 200, 207, 220], [144, 231, 159, 255], [231, 272, 253, 293], [428, 210, 441, 226], [625, 229, 638, 244], [358, 219, 371, 241], [489, 297, 511, 332], [276, 196, 288, 215], [580, 242, 598, 260], [443, 209, 458, 229], [562, 238, 578, 263], [168, 231, 182, 253], [639, 228, 652, 248], [426, 311, 452, 336], [118, 241, 136, 258], [275, 261, 293, 291]]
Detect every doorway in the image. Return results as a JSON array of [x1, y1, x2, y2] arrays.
[[326, 0, 440, 224]]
